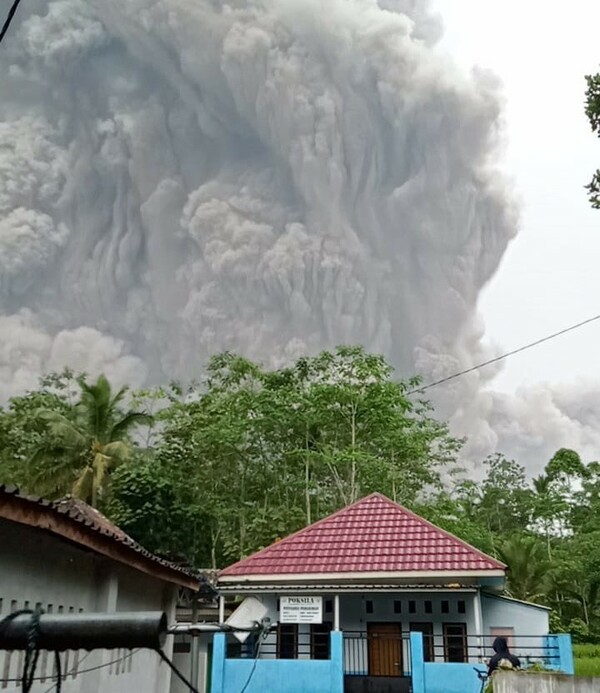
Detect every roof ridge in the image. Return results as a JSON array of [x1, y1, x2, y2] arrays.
[[220, 493, 384, 575], [219, 492, 505, 578]]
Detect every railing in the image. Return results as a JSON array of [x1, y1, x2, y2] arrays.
[[225, 630, 561, 673], [343, 631, 559, 675], [344, 631, 412, 677], [213, 632, 344, 693], [226, 630, 330, 660], [435, 634, 560, 668]]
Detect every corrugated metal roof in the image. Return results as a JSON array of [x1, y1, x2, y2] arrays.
[[220, 493, 505, 579]]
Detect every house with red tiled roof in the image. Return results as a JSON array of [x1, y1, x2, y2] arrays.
[[210, 494, 572, 693]]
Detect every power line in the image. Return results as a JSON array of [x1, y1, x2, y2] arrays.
[[0, 0, 24, 44], [2, 649, 135, 685], [408, 312, 600, 395], [156, 649, 201, 693]]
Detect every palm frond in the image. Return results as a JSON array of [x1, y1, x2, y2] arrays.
[[110, 412, 153, 441]]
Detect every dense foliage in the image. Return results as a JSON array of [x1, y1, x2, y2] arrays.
[[2, 347, 600, 641]]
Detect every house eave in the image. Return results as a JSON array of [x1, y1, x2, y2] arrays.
[[0, 488, 200, 591], [217, 582, 479, 594], [482, 592, 552, 612], [218, 569, 506, 585]]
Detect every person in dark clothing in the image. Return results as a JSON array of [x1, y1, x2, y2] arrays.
[[487, 637, 521, 676]]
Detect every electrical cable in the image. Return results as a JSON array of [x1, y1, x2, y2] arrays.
[[22, 607, 43, 693], [53, 651, 62, 693], [239, 627, 271, 693], [39, 650, 139, 693], [0, 611, 127, 691], [0, 0, 24, 44], [407, 312, 600, 395], [156, 648, 201, 693], [0, 607, 58, 693], [155, 625, 270, 693], [3, 649, 128, 685]]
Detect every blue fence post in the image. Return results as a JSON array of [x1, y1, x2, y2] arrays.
[[410, 632, 425, 693], [556, 633, 574, 675], [543, 635, 556, 670], [210, 632, 227, 693], [330, 631, 344, 693]]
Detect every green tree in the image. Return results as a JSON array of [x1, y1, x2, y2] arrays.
[[551, 533, 600, 633], [496, 534, 552, 602], [29, 374, 152, 506], [472, 454, 534, 535], [0, 371, 76, 485], [147, 347, 460, 566], [585, 69, 600, 208], [108, 452, 212, 564]]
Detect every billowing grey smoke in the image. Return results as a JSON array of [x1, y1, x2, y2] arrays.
[[3, 0, 579, 469]]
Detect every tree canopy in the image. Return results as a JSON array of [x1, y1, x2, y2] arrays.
[[1, 349, 600, 641], [585, 68, 600, 208]]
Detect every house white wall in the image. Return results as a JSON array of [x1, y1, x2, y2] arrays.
[[171, 634, 211, 693], [228, 590, 478, 669], [0, 519, 178, 693], [224, 590, 550, 668], [482, 593, 550, 662]]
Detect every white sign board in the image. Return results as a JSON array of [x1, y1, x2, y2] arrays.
[[279, 596, 323, 624]]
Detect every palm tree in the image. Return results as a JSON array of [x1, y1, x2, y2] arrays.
[[30, 375, 152, 507], [496, 534, 553, 602]]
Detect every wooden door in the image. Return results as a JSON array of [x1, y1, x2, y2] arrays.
[[367, 623, 402, 676]]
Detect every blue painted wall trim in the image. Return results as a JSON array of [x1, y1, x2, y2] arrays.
[[210, 631, 344, 693], [329, 631, 344, 693], [556, 633, 574, 675], [210, 633, 226, 693], [410, 632, 425, 693], [410, 630, 574, 693], [423, 663, 484, 693], [544, 633, 574, 674]]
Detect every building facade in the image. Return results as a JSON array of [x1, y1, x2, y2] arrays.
[[0, 485, 201, 693], [212, 493, 571, 693]]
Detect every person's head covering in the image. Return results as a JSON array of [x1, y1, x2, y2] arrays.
[[492, 637, 510, 654]]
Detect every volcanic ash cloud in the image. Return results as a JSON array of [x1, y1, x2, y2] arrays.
[[2, 0, 546, 464]]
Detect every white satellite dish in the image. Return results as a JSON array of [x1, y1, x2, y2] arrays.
[[225, 597, 269, 643]]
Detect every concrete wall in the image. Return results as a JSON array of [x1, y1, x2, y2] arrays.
[[410, 633, 574, 693], [210, 631, 344, 693], [171, 633, 212, 693], [494, 671, 598, 693], [0, 519, 178, 693], [481, 594, 550, 662], [423, 663, 482, 693]]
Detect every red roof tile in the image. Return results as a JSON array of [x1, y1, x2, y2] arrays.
[[220, 493, 505, 578]]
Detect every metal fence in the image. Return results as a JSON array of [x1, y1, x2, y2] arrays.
[[343, 631, 559, 675], [225, 629, 560, 673], [226, 628, 330, 660], [344, 630, 412, 677]]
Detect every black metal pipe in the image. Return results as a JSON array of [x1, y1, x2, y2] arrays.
[[0, 611, 167, 652]]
